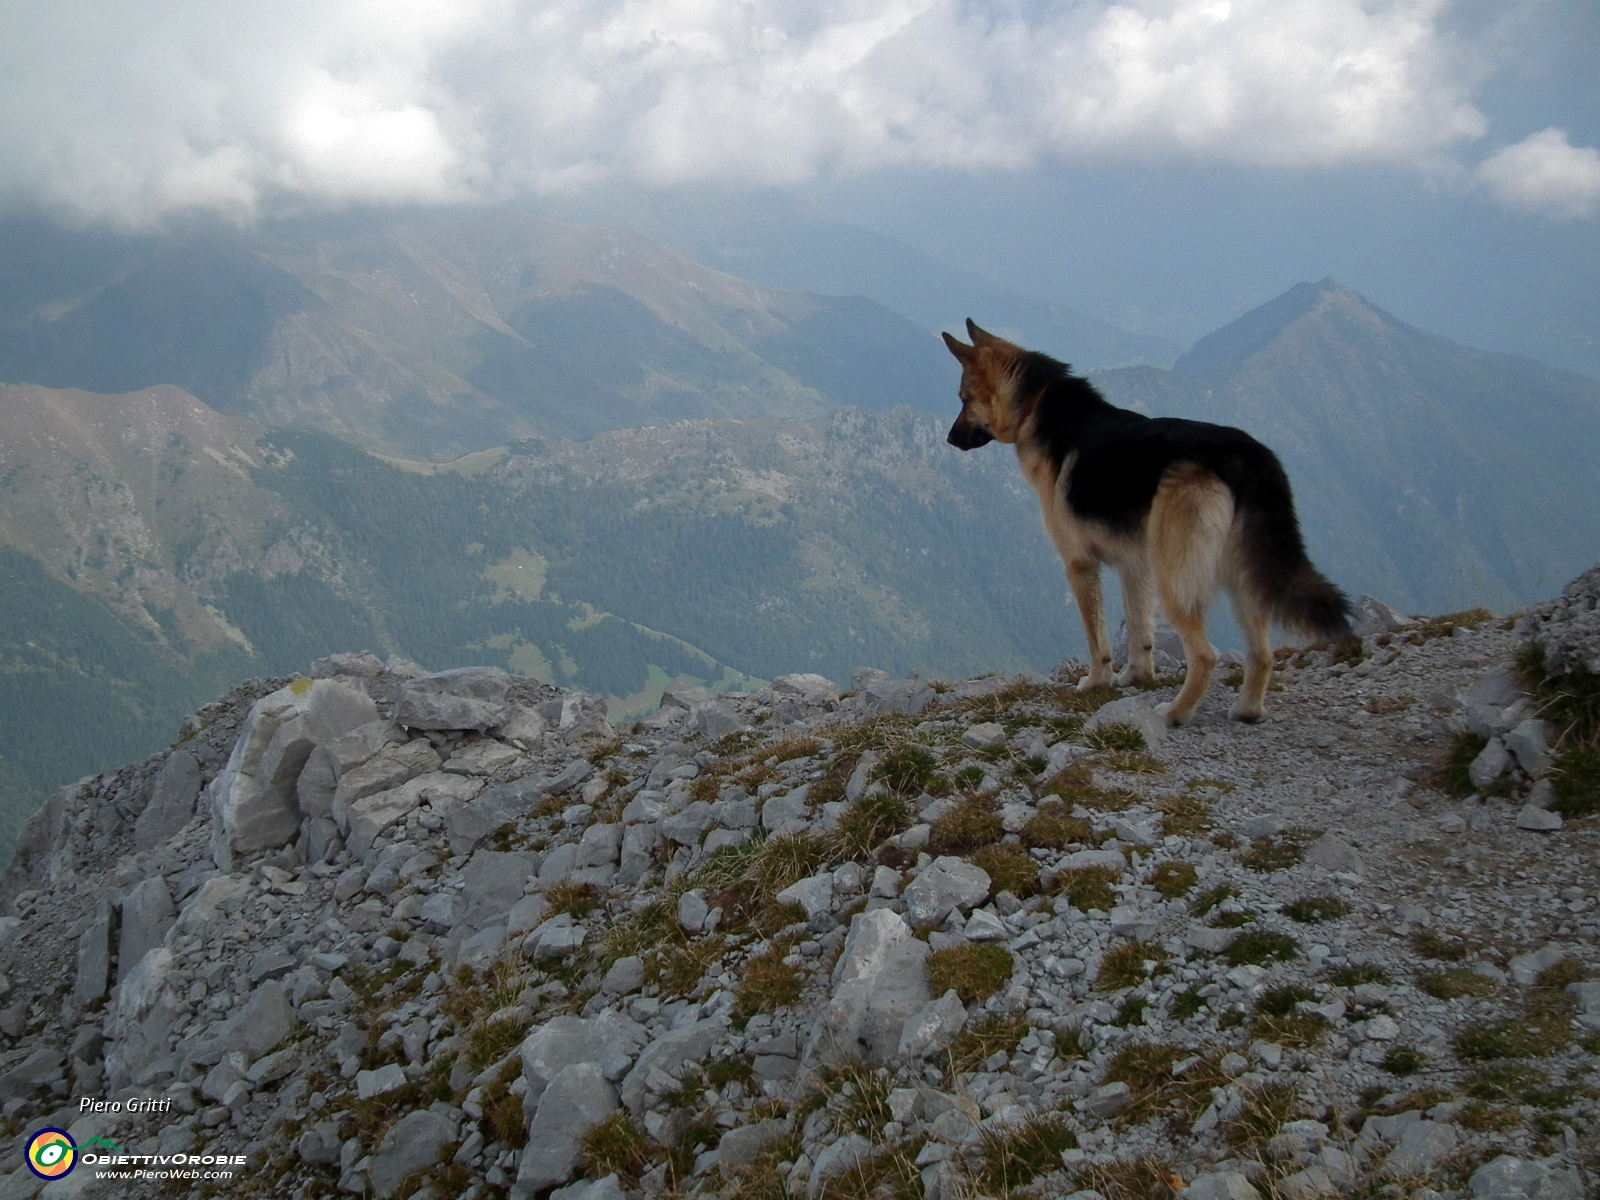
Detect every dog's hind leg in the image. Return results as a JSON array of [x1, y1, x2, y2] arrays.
[[1117, 565, 1156, 687], [1067, 559, 1114, 690], [1148, 464, 1232, 725], [1228, 589, 1274, 722]]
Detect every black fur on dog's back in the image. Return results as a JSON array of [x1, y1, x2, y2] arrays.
[[1019, 349, 1353, 642]]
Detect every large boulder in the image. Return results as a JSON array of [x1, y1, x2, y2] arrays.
[[135, 750, 201, 849], [1469, 1155, 1584, 1200], [807, 908, 930, 1064], [619, 1018, 726, 1113], [104, 947, 185, 1088], [118, 877, 175, 983], [394, 667, 512, 732], [368, 1107, 461, 1198], [902, 857, 991, 927], [208, 679, 377, 870], [511, 1063, 620, 1198], [458, 850, 538, 932], [296, 720, 401, 820], [521, 1013, 649, 1103]]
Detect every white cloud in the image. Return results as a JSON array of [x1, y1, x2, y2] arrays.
[[0, 0, 1491, 225], [1476, 128, 1600, 220]]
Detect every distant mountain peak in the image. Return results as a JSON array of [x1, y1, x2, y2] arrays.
[[1174, 276, 1388, 378]]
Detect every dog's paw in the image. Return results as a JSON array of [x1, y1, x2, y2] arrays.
[[1155, 701, 1190, 727], [1116, 665, 1152, 688], [1228, 700, 1264, 724], [1077, 673, 1111, 693]]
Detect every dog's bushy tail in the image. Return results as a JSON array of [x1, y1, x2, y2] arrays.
[[1231, 449, 1354, 643]]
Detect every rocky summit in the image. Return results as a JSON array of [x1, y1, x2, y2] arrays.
[[0, 572, 1596, 1200]]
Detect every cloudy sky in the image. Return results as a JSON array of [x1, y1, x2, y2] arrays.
[[1, 0, 1596, 367]]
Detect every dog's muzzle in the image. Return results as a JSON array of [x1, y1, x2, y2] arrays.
[[947, 419, 994, 450]]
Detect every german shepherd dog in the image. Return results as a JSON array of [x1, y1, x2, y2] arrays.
[[943, 320, 1351, 725]]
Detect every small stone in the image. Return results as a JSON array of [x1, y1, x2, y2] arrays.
[[775, 873, 835, 920], [1468, 738, 1511, 791], [602, 956, 646, 996], [961, 723, 1007, 751], [356, 1063, 408, 1100], [677, 889, 710, 932], [902, 857, 991, 927], [1515, 805, 1563, 832], [1082, 1082, 1132, 1118]]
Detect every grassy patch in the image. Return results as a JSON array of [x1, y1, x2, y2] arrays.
[[873, 746, 939, 797], [1096, 940, 1169, 991], [945, 1013, 1028, 1075], [1459, 1102, 1522, 1133], [1453, 990, 1575, 1061], [1249, 984, 1326, 1047], [1383, 1046, 1425, 1075], [1170, 988, 1206, 1020], [1223, 930, 1299, 966], [1147, 861, 1197, 899], [975, 1117, 1077, 1191], [971, 842, 1039, 898], [479, 1058, 529, 1148], [578, 1112, 653, 1184], [1326, 963, 1391, 987], [1070, 1156, 1182, 1200], [1535, 958, 1587, 989], [1040, 763, 1141, 811], [1418, 970, 1497, 1000], [831, 792, 912, 860], [544, 881, 601, 917], [1224, 1082, 1301, 1149], [736, 947, 804, 1017], [926, 944, 1013, 1004], [813, 1143, 922, 1200], [1156, 795, 1213, 837], [1432, 731, 1490, 798], [1283, 895, 1351, 924], [1189, 884, 1236, 918], [1408, 608, 1495, 642], [1410, 930, 1477, 962], [1021, 803, 1093, 849], [1241, 829, 1319, 872], [1101, 1043, 1228, 1125], [1085, 722, 1147, 753], [1052, 864, 1121, 911], [927, 796, 1003, 855]]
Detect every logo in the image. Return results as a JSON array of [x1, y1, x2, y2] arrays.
[[26, 1128, 76, 1180]]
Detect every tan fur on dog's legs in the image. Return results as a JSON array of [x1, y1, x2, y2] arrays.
[[1067, 559, 1114, 690], [1117, 566, 1156, 687], [1229, 593, 1274, 722], [1155, 599, 1216, 724]]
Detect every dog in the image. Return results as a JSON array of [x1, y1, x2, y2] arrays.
[[942, 320, 1351, 725]]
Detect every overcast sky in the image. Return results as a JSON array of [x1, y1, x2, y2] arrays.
[[1, 0, 1596, 367]]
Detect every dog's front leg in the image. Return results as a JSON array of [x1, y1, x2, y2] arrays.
[[1067, 559, 1113, 690], [1117, 566, 1156, 687]]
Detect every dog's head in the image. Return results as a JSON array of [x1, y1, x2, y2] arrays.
[[942, 319, 1022, 450]]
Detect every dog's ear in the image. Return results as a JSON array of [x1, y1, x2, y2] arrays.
[[966, 319, 998, 346], [941, 331, 975, 362]]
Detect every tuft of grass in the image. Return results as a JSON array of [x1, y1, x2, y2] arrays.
[[1535, 958, 1587, 989], [578, 1112, 653, 1184], [1432, 731, 1490, 798], [927, 795, 1003, 855], [945, 1013, 1028, 1075], [1223, 930, 1299, 966], [1224, 1082, 1301, 1149], [480, 1058, 530, 1148], [1459, 1102, 1523, 1133], [1052, 864, 1122, 911], [1326, 962, 1391, 987], [975, 1118, 1077, 1191], [1148, 861, 1197, 899], [1101, 1043, 1228, 1125], [1283, 895, 1351, 924], [819, 1062, 893, 1136], [1382, 1046, 1426, 1076], [1096, 940, 1169, 991], [1249, 984, 1326, 1046], [1409, 608, 1495, 642], [1021, 803, 1093, 849], [1070, 1156, 1183, 1200], [1417, 970, 1497, 1000], [971, 842, 1039, 898], [830, 792, 912, 860], [1550, 743, 1600, 817], [1453, 990, 1575, 1061], [1170, 988, 1206, 1020], [736, 947, 804, 1017], [1189, 884, 1237, 918], [926, 944, 1013, 1004], [1039, 763, 1141, 811], [1085, 722, 1147, 753], [1241, 829, 1319, 872], [873, 746, 939, 797], [544, 881, 601, 917], [1157, 795, 1213, 837], [1410, 929, 1476, 962]]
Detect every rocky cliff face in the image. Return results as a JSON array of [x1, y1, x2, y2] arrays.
[[0, 576, 1595, 1200]]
